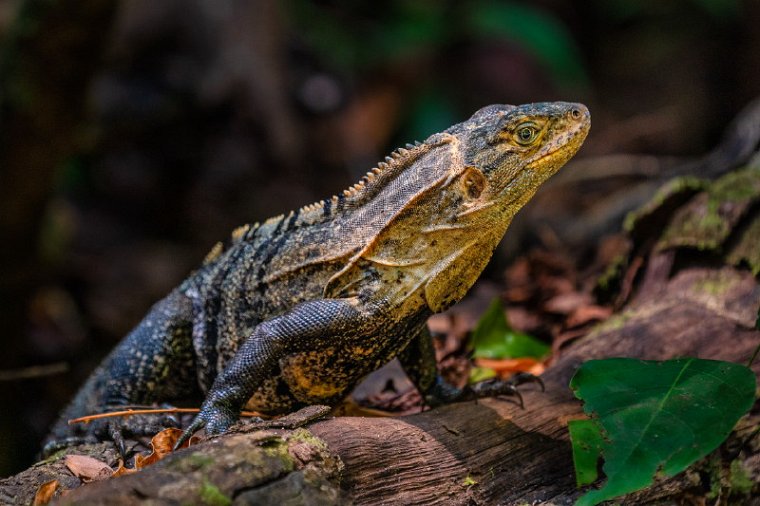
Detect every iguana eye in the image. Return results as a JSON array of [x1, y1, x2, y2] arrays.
[[515, 123, 539, 145]]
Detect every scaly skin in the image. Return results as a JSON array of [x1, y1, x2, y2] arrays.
[[45, 102, 590, 453]]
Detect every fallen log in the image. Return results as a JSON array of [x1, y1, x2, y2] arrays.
[[2, 264, 757, 505]]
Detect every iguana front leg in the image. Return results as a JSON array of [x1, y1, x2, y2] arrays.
[[175, 297, 371, 449], [398, 326, 543, 408]]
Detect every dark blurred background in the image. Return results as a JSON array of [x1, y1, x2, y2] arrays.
[[1, 0, 759, 476]]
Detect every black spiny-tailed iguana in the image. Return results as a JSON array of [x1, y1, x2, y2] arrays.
[[46, 101, 590, 453]]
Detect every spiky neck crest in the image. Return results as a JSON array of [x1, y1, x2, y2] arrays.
[[268, 140, 432, 226], [299, 142, 430, 215]]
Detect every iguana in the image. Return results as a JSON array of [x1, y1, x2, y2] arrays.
[[45, 101, 590, 453]]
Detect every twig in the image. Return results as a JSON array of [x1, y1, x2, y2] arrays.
[[69, 408, 262, 425]]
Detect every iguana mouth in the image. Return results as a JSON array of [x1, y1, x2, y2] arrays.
[[525, 147, 569, 170], [526, 126, 588, 170]]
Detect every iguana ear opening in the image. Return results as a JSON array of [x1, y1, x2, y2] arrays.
[[462, 166, 487, 199]]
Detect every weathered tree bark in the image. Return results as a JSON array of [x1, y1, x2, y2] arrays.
[[2, 264, 758, 505]]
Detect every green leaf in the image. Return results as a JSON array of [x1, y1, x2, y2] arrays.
[[471, 298, 549, 359], [570, 358, 756, 506], [468, 365, 497, 383], [568, 419, 605, 487]]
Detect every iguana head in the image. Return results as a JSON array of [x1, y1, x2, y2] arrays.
[[448, 101, 590, 216], [408, 102, 590, 312], [323, 102, 589, 313]]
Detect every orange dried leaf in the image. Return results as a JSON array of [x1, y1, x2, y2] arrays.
[[133, 453, 154, 470], [474, 357, 545, 376], [33, 480, 59, 505], [64, 455, 113, 482], [135, 427, 198, 470], [69, 407, 261, 426], [112, 459, 137, 478]]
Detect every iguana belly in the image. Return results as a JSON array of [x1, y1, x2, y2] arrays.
[[242, 346, 386, 414]]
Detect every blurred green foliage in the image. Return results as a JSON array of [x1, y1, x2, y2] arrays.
[[470, 298, 549, 360], [404, 88, 458, 141], [288, 0, 588, 137], [288, 0, 587, 83], [466, 2, 586, 88]]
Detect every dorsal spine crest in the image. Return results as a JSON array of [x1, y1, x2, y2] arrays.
[[202, 241, 224, 265], [291, 140, 433, 224]]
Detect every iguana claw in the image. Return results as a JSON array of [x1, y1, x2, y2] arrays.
[[511, 371, 545, 392], [108, 421, 128, 458], [468, 372, 545, 406], [468, 379, 524, 407], [173, 401, 238, 450], [173, 417, 204, 450]]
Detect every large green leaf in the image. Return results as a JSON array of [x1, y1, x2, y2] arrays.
[[470, 298, 549, 359], [569, 358, 756, 506], [568, 418, 605, 487]]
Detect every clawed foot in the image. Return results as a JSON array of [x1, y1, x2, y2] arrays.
[[173, 399, 239, 450], [424, 372, 544, 409], [465, 372, 545, 408]]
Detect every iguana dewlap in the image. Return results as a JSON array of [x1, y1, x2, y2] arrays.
[[46, 102, 590, 451]]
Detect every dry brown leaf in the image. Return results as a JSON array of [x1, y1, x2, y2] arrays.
[[617, 255, 644, 306], [135, 427, 198, 469], [33, 480, 59, 505], [64, 455, 113, 482], [505, 307, 540, 333], [550, 328, 591, 360], [112, 459, 137, 478]]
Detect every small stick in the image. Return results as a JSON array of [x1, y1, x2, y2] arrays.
[[68, 408, 262, 425]]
